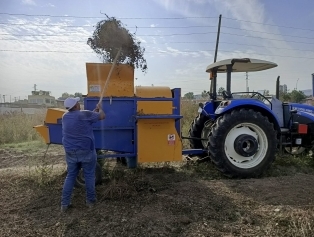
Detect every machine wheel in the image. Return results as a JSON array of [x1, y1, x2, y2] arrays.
[[75, 162, 102, 188], [188, 113, 211, 154], [208, 108, 277, 178], [117, 157, 127, 166], [284, 146, 307, 156]]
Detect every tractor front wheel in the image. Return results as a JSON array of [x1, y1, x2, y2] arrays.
[[188, 113, 212, 157], [208, 108, 277, 178]]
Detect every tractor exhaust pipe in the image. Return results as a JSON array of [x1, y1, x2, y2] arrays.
[[276, 76, 280, 99]]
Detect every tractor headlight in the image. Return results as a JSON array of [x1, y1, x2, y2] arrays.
[[219, 100, 231, 108]]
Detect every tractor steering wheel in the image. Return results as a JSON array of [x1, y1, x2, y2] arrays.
[[222, 90, 233, 99]]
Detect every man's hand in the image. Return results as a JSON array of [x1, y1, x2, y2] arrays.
[[93, 103, 105, 120], [93, 103, 102, 112], [96, 103, 102, 110]]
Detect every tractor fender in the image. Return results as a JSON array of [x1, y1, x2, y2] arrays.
[[289, 103, 314, 115], [202, 101, 217, 120], [293, 111, 314, 123], [289, 103, 314, 124], [214, 99, 281, 131]]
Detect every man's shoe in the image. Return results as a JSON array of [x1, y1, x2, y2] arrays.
[[61, 204, 72, 212], [86, 200, 97, 208], [61, 205, 69, 212]]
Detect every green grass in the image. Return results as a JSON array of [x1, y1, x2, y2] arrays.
[[265, 152, 314, 177]]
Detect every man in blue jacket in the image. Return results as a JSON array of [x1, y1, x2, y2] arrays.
[[61, 97, 105, 212]]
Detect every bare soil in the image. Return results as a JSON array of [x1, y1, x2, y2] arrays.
[[0, 144, 314, 237]]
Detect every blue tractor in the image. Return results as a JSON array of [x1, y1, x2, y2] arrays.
[[188, 58, 314, 178]]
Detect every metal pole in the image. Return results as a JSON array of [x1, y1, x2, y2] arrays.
[[226, 65, 232, 93], [214, 14, 222, 63], [246, 72, 249, 92], [276, 76, 280, 99], [296, 78, 299, 90], [211, 14, 222, 100]]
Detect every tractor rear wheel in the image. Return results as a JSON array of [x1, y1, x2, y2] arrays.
[[208, 108, 277, 178], [188, 113, 212, 156]]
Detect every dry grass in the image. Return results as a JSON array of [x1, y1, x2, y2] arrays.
[[256, 206, 314, 236], [180, 100, 200, 148], [0, 110, 46, 144], [0, 102, 198, 147]]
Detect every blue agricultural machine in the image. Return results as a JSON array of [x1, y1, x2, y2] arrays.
[[188, 58, 314, 178], [34, 58, 314, 185]]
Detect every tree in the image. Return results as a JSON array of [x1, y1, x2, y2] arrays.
[[74, 92, 83, 102], [279, 91, 291, 102], [61, 92, 69, 98], [61, 92, 74, 98], [218, 87, 225, 96], [74, 92, 82, 97], [290, 90, 306, 103], [263, 90, 270, 96], [201, 90, 209, 99], [87, 14, 147, 73], [184, 92, 194, 100]]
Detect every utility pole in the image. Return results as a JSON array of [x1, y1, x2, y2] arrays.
[[246, 72, 249, 92], [210, 14, 222, 100], [295, 78, 299, 90], [214, 14, 222, 63]]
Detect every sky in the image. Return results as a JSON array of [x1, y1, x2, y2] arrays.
[[0, 0, 314, 101]]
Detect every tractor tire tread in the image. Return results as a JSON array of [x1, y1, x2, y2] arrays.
[[208, 108, 278, 178]]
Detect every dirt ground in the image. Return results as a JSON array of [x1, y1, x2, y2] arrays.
[[0, 143, 314, 237]]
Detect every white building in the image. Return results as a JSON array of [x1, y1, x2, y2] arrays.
[[279, 84, 287, 94], [28, 90, 55, 106]]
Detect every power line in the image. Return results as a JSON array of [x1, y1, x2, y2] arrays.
[[222, 16, 314, 32], [1, 37, 313, 53], [1, 30, 313, 45], [0, 31, 218, 37], [222, 26, 314, 40], [1, 38, 313, 53], [2, 31, 314, 45], [0, 38, 86, 42], [0, 12, 218, 20], [1, 12, 313, 32], [0, 22, 217, 29], [1, 20, 313, 41], [221, 32, 314, 45], [1, 49, 314, 60], [219, 41, 314, 52]]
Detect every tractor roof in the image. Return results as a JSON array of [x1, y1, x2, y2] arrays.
[[205, 58, 277, 73]]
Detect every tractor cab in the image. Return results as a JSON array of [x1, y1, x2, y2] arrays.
[[205, 58, 277, 101]]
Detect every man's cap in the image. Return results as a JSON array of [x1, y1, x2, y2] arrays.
[[64, 97, 80, 110]]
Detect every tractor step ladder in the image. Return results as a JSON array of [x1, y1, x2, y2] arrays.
[[280, 128, 292, 155]]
